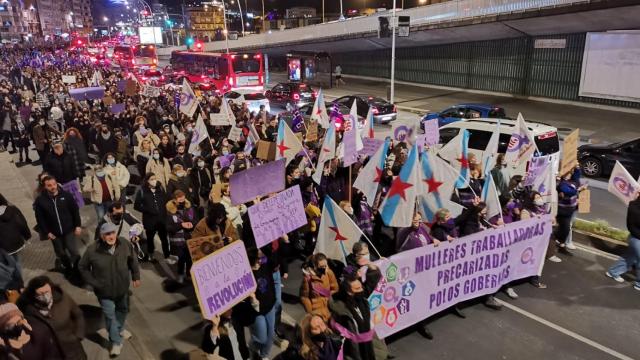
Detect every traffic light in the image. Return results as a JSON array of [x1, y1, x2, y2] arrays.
[[378, 17, 391, 38], [195, 41, 203, 52], [186, 37, 194, 49]]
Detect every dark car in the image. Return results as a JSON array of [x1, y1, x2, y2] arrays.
[[421, 103, 507, 129], [134, 69, 166, 86], [278, 102, 360, 132], [332, 94, 397, 124], [265, 82, 316, 109], [578, 138, 640, 178]]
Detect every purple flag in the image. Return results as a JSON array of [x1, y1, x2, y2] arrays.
[[229, 159, 286, 205], [110, 103, 125, 114]]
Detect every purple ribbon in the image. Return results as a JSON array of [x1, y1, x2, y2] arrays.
[[311, 282, 331, 298], [330, 319, 375, 344]]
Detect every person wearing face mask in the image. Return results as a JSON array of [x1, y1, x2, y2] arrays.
[[172, 143, 194, 170], [300, 314, 344, 360], [329, 271, 387, 360], [246, 247, 277, 360], [556, 166, 586, 252], [95, 125, 118, 160], [103, 152, 130, 204], [134, 173, 171, 264], [82, 165, 119, 220], [190, 157, 214, 211], [62, 128, 88, 166], [396, 212, 434, 252], [230, 150, 251, 173], [217, 183, 247, 235], [146, 149, 172, 190], [300, 253, 339, 322], [165, 190, 196, 284], [133, 122, 160, 148], [31, 116, 57, 165], [94, 201, 144, 246], [167, 164, 195, 206], [78, 223, 141, 357], [17, 276, 86, 360], [286, 165, 302, 188], [0, 302, 64, 360], [192, 202, 239, 250]]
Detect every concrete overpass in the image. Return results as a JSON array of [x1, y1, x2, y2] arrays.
[[157, 0, 640, 56]]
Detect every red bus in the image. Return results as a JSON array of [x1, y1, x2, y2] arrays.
[[169, 51, 263, 92], [133, 44, 158, 69]]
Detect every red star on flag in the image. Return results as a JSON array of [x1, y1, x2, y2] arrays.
[[457, 155, 469, 169], [316, 108, 323, 116], [387, 176, 413, 201], [374, 167, 383, 183], [277, 140, 290, 157], [424, 176, 443, 193], [322, 147, 331, 153], [329, 226, 347, 241]]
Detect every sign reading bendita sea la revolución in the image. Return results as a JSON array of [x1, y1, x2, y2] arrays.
[[369, 215, 552, 338]]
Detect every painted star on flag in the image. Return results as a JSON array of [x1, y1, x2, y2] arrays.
[[329, 226, 348, 241], [374, 167, 384, 183], [457, 154, 469, 169], [387, 176, 413, 201], [277, 140, 290, 157], [424, 176, 443, 193]]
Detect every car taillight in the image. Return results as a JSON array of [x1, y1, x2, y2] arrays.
[[201, 75, 206, 79], [152, 58, 157, 64], [228, 77, 234, 86], [372, 107, 379, 115], [131, 59, 135, 65], [141, 76, 147, 81], [393, 105, 397, 113], [160, 76, 165, 80], [293, 93, 300, 100]]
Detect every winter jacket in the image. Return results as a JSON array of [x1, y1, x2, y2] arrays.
[[627, 198, 640, 239], [172, 153, 194, 170], [63, 136, 89, 164], [32, 123, 54, 151], [0, 205, 31, 254], [82, 173, 120, 204], [220, 196, 247, 229], [44, 152, 78, 184], [329, 295, 387, 360], [0, 249, 23, 299], [190, 167, 214, 199], [191, 217, 239, 250], [34, 189, 81, 237], [94, 212, 144, 242], [146, 158, 172, 189], [166, 175, 194, 202], [78, 237, 140, 300], [134, 186, 168, 226], [104, 162, 131, 190], [95, 133, 118, 159], [19, 286, 86, 360], [165, 199, 196, 245], [18, 309, 65, 360], [300, 267, 339, 322]]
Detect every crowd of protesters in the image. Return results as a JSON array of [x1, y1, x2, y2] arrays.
[[0, 44, 636, 360]]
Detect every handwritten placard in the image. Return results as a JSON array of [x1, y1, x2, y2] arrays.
[[230, 159, 285, 205], [578, 189, 591, 213], [359, 138, 385, 157], [62, 75, 76, 84], [141, 85, 161, 98], [248, 185, 307, 248], [190, 241, 256, 319], [187, 235, 220, 262], [560, 128, 579, 176], [227, 126, 243, 143]]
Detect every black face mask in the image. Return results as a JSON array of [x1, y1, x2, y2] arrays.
[[316, 267, 326, 276], [2, 324, 26, 339], [353, 291, 365, 300], [311, 333, 327, 343], [111, 213, 123, 223], [177, 202, 185, 210]]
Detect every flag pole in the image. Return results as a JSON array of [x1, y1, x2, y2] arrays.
[[348, 165, 352, 202]]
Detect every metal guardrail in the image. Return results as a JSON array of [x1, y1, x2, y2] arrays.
[[157, 0, 587, 55]]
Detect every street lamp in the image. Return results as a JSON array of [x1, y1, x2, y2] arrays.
[[103, 16, 109, 22]]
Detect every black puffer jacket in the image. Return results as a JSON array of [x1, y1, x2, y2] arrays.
[[0, 205, 31, 254], [133, 186, 168, 226], [33, 189, 81, 237], [44, 151, 78, 184], [627, 198, 640, 239]]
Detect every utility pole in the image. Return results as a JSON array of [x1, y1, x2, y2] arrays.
[[390, 0, 396, 104]]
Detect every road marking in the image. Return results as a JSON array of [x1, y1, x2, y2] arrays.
[[497, 299, 634, 360], [574, 242, 620, 261]]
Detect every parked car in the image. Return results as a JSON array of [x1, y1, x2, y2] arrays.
[[421, 103, 508, 129], [438, 119, 560, 166], [133, 69, 167, 86], [278, 102, 361, 131], [578, 138, 640, 178], [223, 89, 270, 113], [265, 82, 316, 109], [332, 94, 397, 124]]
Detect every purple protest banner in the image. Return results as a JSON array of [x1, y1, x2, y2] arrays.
[[359, 138, 385, 157], [218, 154, 235, 169], [368, 215, 552, 338], [68, 87, 105, 101], [342, 121, 358, 167], [248, 185, 307, 248], [117, 80, 127, 92], [190, 241, 256, 319], [110, 103, 125, 114], [524, 155, 551, 187], [229, 158, 285, 205], [422, 118, 440, 146]]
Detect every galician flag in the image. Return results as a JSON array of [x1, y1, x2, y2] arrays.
[[608, 161, 640, 205], [179, 78, 198, 118], [418, 151, 460, 222], [362, 106, 375, 139], [276, 119, 303, 165], [505, 113, 537, 166], [482, 120, 501, 176], [481, 172, 502, 220], [354, 138, 390, 207], [315, 196, 365, 262], [380, 145, 421, 227], [312, 121, 337, 184], [454, 130, 471, 189], [311, 88, 330, 129]]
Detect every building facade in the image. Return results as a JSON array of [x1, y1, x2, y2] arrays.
[[186, 6, 224, 40], [0, 0, 41, 40], [285, 7, 316, 19]]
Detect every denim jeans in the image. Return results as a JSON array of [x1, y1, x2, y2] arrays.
[[94, 201, 112, 221], [564, 212, 578, 246], [608, 236, 640, 287], [98, 293, 129, 345], [51, 232, 81, 269], [250, 305, 276, 358]]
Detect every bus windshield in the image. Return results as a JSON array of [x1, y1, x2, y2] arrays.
[[232, 58, 260, 73], [134, 45, 156, 58]]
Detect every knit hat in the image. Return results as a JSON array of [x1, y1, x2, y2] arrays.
[[0, 303, 22, 329]]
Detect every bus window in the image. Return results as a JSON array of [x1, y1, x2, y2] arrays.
[[219, 58, 229, 78], [134, 45, 156, 57], [233, 58, 260, 73]]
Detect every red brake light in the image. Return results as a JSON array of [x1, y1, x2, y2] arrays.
[[335, 121, 341, 130], [313, 90, 318, 97], [293, 93, 300, 100], [231, 55, 236, 59], [201, 75, 206, 79], [152, 58, 157, 64], [131, 59, 135, 65], [372, 107, 379, 115], [228, 77, 234, 86], [160, 76, 165, 80], [254, 54, 261, 59], [141, 76, 147, 81]]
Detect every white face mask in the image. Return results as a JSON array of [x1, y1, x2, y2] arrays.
[[197, 161, 205, 168], [107, 158, 115, 165], [534, 199, 545, 206], [96, 170, 105, 177], [177, 171, 186, 178], [153, 154, 160, 160]]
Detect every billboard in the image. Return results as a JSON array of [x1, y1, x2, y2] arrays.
[[138, 27, 162, 44]]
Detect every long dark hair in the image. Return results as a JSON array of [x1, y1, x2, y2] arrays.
[[0, 193, 7, 207], [205, 202, 227, 232], [17, 275, 53, 309]]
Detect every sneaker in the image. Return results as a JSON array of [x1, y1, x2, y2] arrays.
[[566, 243, 577, 250], [177, 275, 185, 284], [548, 255, 562, 263], [110, 343, 123, 357], [120, 329, 132, 340], [634, 284, 640, 291], [484, 296, 502, 310], [558, 247, 573, 256], [273, 335, 289, 350], [165, 257, 177, 265], [605, 271, 624, 283], [505, 287, 518, 299]]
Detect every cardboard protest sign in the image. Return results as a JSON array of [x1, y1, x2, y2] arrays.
[[359, 138, 385, 157], [422, 118, 440, 146], [187, 236, 220, 262], [369, 215, 552, 338], [256, 140, 276, 161], [229, 159, 286, 205], [306, 121, 318, 142], [141, 85, 161, 98], [228, 126, 243, 143], [560, 129, 579, 176], [125, 79, 138, 96], [578, 189, 591, 213], [190, 241, 256, 319], [62, 75, 76, 84], [248, 185, 307, 248], [102, 96, 114, 106], [69, 87, 105, 101]]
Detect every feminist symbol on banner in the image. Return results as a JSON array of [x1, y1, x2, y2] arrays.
[[180, 92, 195, 107], [383, 285, 399, 303], [613, 176, 637, 197], [393, 125, 411, 142], [385, 308, 399, 328], [507, 134, 530, 152], [520, 247, 535, 265], [402, 281, 416, 297]]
